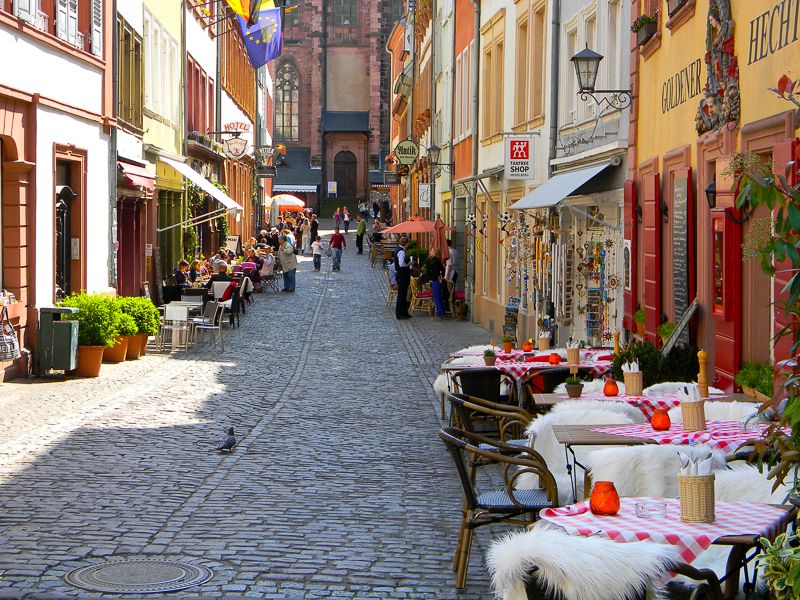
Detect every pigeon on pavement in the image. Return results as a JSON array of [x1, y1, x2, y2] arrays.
[[216, 427, 236, 452]]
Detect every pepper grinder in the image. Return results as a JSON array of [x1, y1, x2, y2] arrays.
[[697, 349, 709, 398]]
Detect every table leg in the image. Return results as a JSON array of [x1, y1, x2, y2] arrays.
[[723, 545, 747, 599], [564, 444, 577, 504]]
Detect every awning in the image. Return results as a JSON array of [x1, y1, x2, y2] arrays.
[[510, 161, 614, 210], [272, 184, 317, 193], [161, 156, 243, 213], [117, 161, 155, 191]]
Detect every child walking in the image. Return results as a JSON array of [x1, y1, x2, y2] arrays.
[[311, 235, 324, 271]]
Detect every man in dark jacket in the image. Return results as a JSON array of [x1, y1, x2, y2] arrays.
[[310, 214, 319, 241]]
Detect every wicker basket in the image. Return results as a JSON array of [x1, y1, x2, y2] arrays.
[[678, 474, 715, 523], [623, 371, 643, 397], [566, 348, 580, 365], [681, 400, 707, 432], [538, 338, 550, 352]]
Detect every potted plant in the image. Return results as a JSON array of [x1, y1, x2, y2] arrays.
[[667, 0, 687, 17], [103, 311, 137, 363], [484, 348, 497, 366], [565, 375, 584, 399], [755, 363, 775, 404], [634, 308, 646, 336], [631, 14, 658, 46], [501, 335, 514, 354], [119, 296, 160, 358], [657, 321, 676, 345], [735, 362, 759, 397], [757, 531, 800, 599], [58, 293, 120, 377]]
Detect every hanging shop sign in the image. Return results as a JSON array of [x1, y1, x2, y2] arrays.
[[394, 139, 420, 165], [418, 183, 431, 208], [504, 137, 535, 180], [222, 122, 250, 160]]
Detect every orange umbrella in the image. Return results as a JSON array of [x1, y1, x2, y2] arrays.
[[432, 218, 450, 260], [273, 194, 305, 210], [383, 216, 439, 234]]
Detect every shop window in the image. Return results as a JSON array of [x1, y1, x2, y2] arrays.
[[275, 62, 299, 142]]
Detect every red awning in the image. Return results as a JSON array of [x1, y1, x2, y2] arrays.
[[118, 161, 155, 191]]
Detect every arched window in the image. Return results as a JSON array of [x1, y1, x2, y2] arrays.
[[275, 63, 299, 142], [334, 0, 358, 26]]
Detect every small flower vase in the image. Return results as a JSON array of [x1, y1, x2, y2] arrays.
[[502, 341, 513, 354], [590, 481, 620, 516]]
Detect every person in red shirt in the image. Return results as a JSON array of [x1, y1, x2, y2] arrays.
[[329, 227, 347, 272]]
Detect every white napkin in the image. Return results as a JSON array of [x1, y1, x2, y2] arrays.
[[539, 331, 551, 339], [567, 338, 580, 349], [622, 360, 639, 373], [677, 384, 702, 404], [678, 451, 713, 476]]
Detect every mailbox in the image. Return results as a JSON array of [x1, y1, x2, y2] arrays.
[[37, 306, 79, 372]]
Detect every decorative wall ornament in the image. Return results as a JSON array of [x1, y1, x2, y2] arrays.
[[695, 0, 739, 135]]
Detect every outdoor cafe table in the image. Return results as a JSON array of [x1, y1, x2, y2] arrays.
[[539, 497, 793, 598], [533, 391, 755, 418]]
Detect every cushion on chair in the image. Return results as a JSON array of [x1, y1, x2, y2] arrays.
[[220, 282, 237, 302], [479, 438, 530, 453], [416, 290, 433, 298], [477, 488, 552, 510], [454, 290, 466, 300]]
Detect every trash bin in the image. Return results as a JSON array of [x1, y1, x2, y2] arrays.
[[37, 306, 79, 372]]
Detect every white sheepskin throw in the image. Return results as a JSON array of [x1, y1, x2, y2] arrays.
[[667, 401, 758, 423], [487, 524, 677, 600], [520, 408, 636, 503], [433, 373, 450, 403], [715, 463, 791, 504], [586, 444, 727, 498], [551, 399, 647, 424], [553, 379, 626, 395], [644, 382, 725, 396]]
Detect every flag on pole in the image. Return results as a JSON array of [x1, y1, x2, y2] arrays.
[[224, 0, 275, 25], [236, 7, 283, 69]]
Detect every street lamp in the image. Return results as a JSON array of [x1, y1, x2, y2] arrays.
[[570, 45, 632, 111], [427, 143, 454, 172], [705, 179, 717, 210]]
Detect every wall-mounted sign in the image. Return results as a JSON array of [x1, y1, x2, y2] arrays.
[[224, 235, 241, 255], [748, 0, 800, 65], [223, 122, 250, 133], [418, 183, 431, 208], [327, 181, 338, 195], [222, 122, 251, 160], [394, 139, 419, 165], [504, 137, 534, 180], [661, 58, 703, 114]]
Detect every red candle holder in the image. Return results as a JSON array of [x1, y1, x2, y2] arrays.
[[548, 353, 561, 365], [603, 378, 619, 397], [589, 481, 620, 516], [650, 409, 671, 431]]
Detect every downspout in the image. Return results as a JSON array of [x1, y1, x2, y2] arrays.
[[109, 0, 119, 289], [320, 4, 328, 213], [181, 2, 187, 253], [215, 1, 223, 247], [548, 0, 561, 176], [407, 6, 415, 222], [448, 0, 456, 206], [430, 0, 436, 219], [470, 0, 479, 179]]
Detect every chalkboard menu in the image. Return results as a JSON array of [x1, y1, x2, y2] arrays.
[[672, 175, 690, 345], [503, 297, 520, 341]]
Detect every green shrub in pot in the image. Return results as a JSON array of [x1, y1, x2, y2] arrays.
[[118, 296, 160, 336], [117, 312, 138, 338], [58, 293, 119, 347]]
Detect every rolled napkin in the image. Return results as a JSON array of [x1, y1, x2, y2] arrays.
[[567, 338, 581, 349], [678, 451, 714, 476], [621, 360, 640, 374], [678, 384, 706, 432], [677, 450, 715, 523]]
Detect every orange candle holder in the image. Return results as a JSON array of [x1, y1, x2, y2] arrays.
[[590, 481, 620, 516], [603, 378, 619, 397], [548, 353, 561, 365], [650, 409, 671, 431]]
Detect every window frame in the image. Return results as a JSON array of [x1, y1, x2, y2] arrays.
[[274, 62, 300, 142]]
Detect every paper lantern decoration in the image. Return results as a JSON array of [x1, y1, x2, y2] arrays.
[[590, 481, 620, 516], [603, 378, 619, 397], [650, 409, 671, 431]]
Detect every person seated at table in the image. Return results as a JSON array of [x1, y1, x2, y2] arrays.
[[388, 260, 397, 288], [188, 259, 206, 283], [242, 248, 263, 284], [257, 229, 269, 247], [205, 262, 233, 288], [372, 219, 384, 243], [419, 248, 447, 319], [174, 259, 191, 288], [268, 228, 281, 250], [210, 249, 227, 269]]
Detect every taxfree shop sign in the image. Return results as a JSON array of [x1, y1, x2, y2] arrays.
[[504, 137, 534, 180]]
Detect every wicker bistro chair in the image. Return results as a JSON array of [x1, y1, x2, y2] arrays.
[[447, 392, 533, 448], [452, 367, 515, 407], [439, 427, 559, 590], [409, 277, 434, 315], [385, 270, 398, 307]]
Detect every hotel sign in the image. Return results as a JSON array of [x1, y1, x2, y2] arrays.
[[661, 58, 703, 114], [748, 0, 800, 65]]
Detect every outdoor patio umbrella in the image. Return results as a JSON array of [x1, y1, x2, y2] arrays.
[[432, 217, 450, 260], [269, 198, 278, 227], [273, 194, 305, 211], [382, 216, 439, 234]]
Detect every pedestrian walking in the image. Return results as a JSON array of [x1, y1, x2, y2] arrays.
[[311, 235, 324, 271], [372, 200, 380, 219], [329, 226, 347, 272], [333, 207, 342, 229], [343, 207, 351, 233], [310, 214, 319, 241], [421, 248, 447, 319], [279, 235, 298, 292], [395, 238, 412, 319], [358, 200, 368, 220], [355, 214, 367, 254], [301, 217, 311, 255], [445, 238, 459, 286]]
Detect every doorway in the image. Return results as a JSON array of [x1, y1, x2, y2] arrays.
[[333, 151, 357, 198]]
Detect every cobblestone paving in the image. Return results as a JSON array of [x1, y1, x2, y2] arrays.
[[0, 224, 501, 599]]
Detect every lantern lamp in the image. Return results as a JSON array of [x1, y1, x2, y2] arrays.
[[705, 179, 717, 210], [571, 46, 603, 93]]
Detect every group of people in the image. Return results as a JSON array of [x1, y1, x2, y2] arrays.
[[393, 238, 458, 321], [256, 212, 320, 256]]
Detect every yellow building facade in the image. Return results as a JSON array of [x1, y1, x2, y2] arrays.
[[631, 0, 799, 390]]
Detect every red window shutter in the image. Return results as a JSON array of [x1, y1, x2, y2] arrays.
[[773, 138, 800, 362], [623, 179, 637, 331], [642, 172, 661, 343]]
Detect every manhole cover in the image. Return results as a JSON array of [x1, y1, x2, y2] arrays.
[[64, 559, 212, 594]]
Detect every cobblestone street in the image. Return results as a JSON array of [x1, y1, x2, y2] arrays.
[[0, 226, 495, 599]]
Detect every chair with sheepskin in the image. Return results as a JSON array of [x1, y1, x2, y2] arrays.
[[487, 523, 722, 600], [439, 427, 559, 590]]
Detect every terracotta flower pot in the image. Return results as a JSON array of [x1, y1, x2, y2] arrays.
[[635, 322, 646, 336], [484, 355, 497, 366], [73, 345, 105, 377], [103, 336, 129, 363], [565, 383, 583, 399], [126, 334, 144, 359], [136, 333, 150, 356], [502, 341, 513, 354]]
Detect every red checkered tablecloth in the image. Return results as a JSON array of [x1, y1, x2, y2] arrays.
[[540, 497, 789, 564], [493, 360, 613, 382], [568, 391, 681, 419], [589, 421, 771, 453]]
